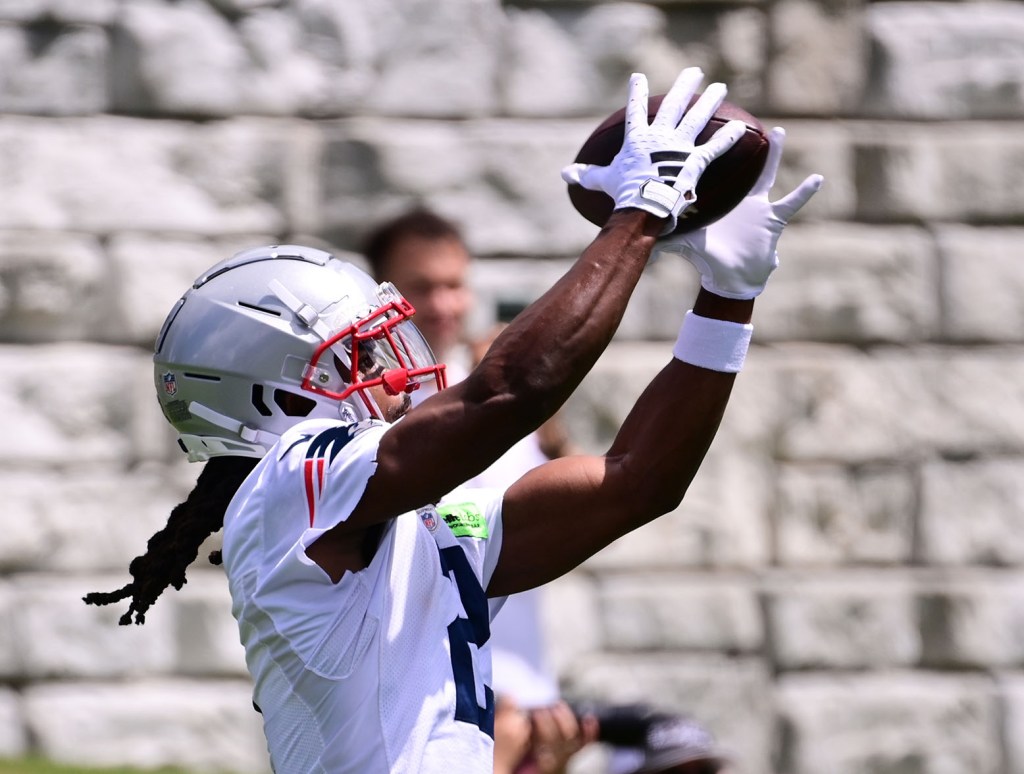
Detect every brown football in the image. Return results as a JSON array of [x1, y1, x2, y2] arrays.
[[567, 94, 770, 234]]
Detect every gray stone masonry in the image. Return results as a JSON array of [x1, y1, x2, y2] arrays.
[[2, 1, 1024, 773]]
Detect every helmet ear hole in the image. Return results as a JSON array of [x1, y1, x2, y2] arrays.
[[274, 389, 316, 417]]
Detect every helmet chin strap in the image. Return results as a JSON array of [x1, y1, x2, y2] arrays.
[[188, 400, 280, 449], [177, 434, 268, 463]]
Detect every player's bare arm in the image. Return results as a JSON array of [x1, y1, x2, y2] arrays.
[[490, 290, 750, 596], [306, 208, 661, 578], [345, 72, 745, 530], [490, 129, 823, 596], [355, 209, 658, 516], [308, 72, 747, 582]]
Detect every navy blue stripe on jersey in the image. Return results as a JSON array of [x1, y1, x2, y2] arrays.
[[307, 425, 361, 464], [438, 545, 494, 738], [279, 433, 313, 459]]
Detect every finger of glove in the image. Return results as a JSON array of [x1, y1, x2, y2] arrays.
[[675, 82, 727, 141], [670, 119, 745, 202], [624, 73, 651, 139], [751, 126, 786, 196], [560, 163, 587, 185], [561, 162, 608, 192], [693, 119, 745, 164], [772, 173, 824, 222], [651, 67, 704, 130]]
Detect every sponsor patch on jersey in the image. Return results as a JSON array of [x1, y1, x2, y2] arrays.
[[437, 503, 489, 539]]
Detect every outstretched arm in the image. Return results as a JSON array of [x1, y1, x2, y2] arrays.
[[490, 290, 749, 595], [349, 69, 745, 527], [489, 130, 822, 595]]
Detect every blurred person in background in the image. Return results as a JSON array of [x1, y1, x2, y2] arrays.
[[363, 207, 594, 773], [587, 702, 733, 774], [361, 208, 473, 383]]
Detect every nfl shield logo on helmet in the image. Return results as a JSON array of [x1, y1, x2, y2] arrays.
[[162, 372, 178, 396]]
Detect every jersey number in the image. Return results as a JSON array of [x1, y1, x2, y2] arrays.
[[437, 545, 494, 738]]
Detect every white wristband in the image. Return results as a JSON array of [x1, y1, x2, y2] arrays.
[[672, 310, 753, 373]]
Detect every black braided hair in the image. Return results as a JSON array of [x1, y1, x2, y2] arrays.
[[83, 456, 258, 625]]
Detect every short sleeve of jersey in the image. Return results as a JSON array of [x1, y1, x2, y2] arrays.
[[278, 418, 389, 538]]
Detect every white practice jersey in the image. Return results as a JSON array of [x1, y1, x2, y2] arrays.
[[222, 417, 505, 773]]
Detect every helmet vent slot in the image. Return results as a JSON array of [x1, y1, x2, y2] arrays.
[[275, 389, 316, 417], [183, 372, 221, 381], [251, 385, 273, 417], [238, 301, 282, 317]]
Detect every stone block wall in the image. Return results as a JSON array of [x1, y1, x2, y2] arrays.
[[1, 1, 1023, 773]]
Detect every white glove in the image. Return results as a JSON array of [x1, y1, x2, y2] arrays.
[[561, 69, 747, 235], [656, 126, 824, 299]]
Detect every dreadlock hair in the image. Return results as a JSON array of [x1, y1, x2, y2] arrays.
[[83, 455, 258, 626]]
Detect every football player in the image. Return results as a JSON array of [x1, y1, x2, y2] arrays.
[[86, 67, 821, 773]]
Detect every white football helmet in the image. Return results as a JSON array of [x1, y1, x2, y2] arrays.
[[153, 244, 446, 462]]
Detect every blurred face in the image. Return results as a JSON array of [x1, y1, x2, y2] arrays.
[[380, 234, 472, 359]]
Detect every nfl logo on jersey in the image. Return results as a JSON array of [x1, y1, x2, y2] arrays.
[[162, 372, 177, 396], [418, 507, 439, 532]]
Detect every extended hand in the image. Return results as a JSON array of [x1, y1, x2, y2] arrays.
[[493, 696, 532, 774], [657, 126, 824, 299], [561, 68, 746, 235], [525, 702, 598, 774]]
